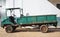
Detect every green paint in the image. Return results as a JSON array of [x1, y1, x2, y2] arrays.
[[1, 15, 57, 27]]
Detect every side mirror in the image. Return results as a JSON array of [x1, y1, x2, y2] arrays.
[[26, 13, 29, 16], [21, 14, 24, 17]]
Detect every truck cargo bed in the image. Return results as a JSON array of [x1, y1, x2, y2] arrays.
[[17, 15, 57, 25]]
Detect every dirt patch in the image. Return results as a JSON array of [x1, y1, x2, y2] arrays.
[[0, 27, 60, 37]]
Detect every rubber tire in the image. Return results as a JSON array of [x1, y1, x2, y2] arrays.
[[40, 25, 48, 33], [5, 25, 13, 33]]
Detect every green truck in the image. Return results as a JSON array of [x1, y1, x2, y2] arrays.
[[1, 8, 57, 33]]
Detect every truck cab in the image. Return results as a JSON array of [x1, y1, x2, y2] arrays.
[[1, 8, 23, 27], [1, 8, 24, 33]]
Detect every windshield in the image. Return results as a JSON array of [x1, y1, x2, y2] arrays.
[[7, 9, 21, 17]]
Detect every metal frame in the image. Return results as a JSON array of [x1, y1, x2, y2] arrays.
[[5, 8, 23, 17]]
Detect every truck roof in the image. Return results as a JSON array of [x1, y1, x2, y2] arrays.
[[6, 8, 21, 10]]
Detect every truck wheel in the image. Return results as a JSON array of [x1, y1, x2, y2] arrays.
[[5, 25, 13, 33], [40, 25, 48, 33]]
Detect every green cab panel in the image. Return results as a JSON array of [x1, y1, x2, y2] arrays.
[[1, 17, 13, 27]]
